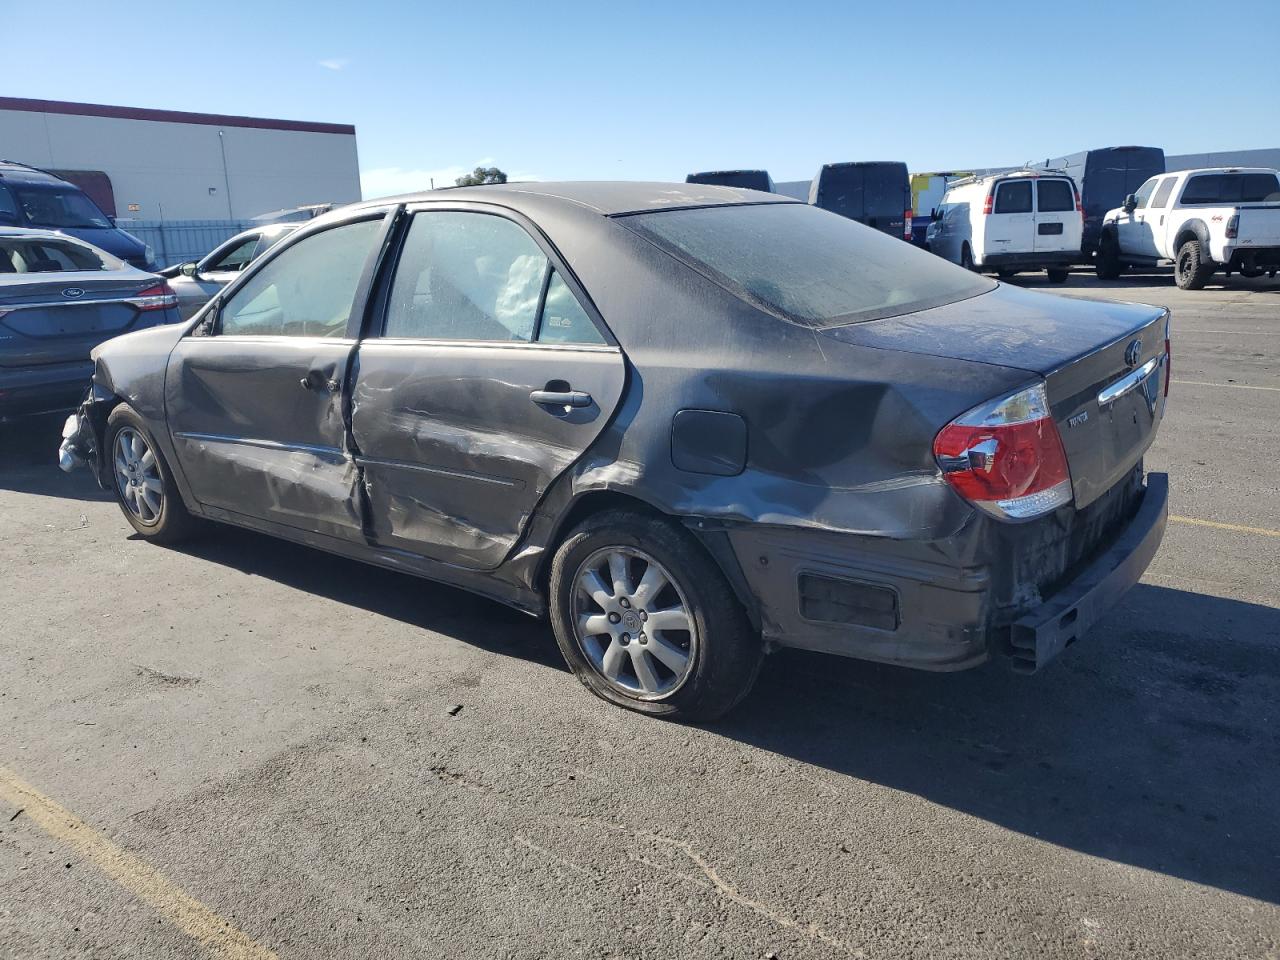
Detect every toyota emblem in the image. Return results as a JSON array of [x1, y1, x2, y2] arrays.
[[61, 287, 86, 299], [1124, 339, 1141, 368]]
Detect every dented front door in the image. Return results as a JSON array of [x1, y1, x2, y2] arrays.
[[165, 212, 390, 542]]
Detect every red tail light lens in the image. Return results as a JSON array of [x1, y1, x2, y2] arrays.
[[1164, 313, 1172, 397], [1225, 214, 1239, 239], [982, 190, 994, 215], [128, 282, 178, 312], [934, 383, 1072, 520], [904, 209, 914, 240]]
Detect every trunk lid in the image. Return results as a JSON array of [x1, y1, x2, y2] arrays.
[[821, 283, 1169, 509], [0, 273, 158, 367]]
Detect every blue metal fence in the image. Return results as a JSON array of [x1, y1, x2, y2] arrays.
[[117, 219, 255, 269]]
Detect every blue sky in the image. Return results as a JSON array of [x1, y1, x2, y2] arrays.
[[4, 0, 1277, 196]]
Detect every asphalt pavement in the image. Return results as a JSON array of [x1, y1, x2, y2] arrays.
[[1, 270, 1277, 959]]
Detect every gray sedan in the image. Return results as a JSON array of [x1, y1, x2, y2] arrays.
[[59, 183, 1170, 720], [160, 223, 297, 319]]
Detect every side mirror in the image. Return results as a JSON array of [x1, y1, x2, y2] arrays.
[[930, 208, 938, 220], [180, 262, 199, 278], [1123, 194, 1137, 212]]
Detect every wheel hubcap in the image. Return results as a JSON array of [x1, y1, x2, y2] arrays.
[[571, 547, 698, 700], [114, 427, 163, 525]]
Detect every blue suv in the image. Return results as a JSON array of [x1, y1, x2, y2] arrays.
[[0, 160, 155, 270]]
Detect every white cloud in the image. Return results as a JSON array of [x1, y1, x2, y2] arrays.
[[360, 164, 541, 199], [318, 58, 349, 71]]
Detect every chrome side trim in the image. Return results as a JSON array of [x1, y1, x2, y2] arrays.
[[173, 431, 345, 459], [1097, 357, 1160, 407], [0, 295, 155, 313]]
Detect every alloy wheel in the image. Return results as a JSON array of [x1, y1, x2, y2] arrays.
[[571, 546, 699, 700], [113, 427, 164, 526]]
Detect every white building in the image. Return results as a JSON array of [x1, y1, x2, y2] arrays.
[[0, 96, 361, 221]]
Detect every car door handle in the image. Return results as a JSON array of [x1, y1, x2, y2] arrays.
[[300, 369, 339, 392], [530, 389, 592, 408]]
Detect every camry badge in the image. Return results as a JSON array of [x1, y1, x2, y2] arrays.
[[1124, 339, 1141, 368], [61, 287, 86, 299]]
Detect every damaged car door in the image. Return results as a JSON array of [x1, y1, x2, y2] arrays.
[[164, 210, 390, 542], [349, 206, 625, 569]]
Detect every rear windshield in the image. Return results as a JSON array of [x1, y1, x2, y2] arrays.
[[1037, 179, 1075, 212], [686, 171, 772, 192], [624, 202, 994, 328], [0, 236, 121, 273], [13, 187, 114, 229], [814, 164, 908, 219], [1180, 172, 1280, 205]]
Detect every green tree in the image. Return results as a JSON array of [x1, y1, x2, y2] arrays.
[[455, 166, 508, 186]]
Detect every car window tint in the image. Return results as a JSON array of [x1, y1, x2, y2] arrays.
[[384, 212, 548, 342], [206, 236, 259, 272], [14, 188, 113, 228], [1133, 178, 1158, 209], [625, 202, 994, 328], [537, 269, 604, 344], [1149, 176, 1177, 209], [1036, 180, 1074, 212], [994, 181, 1032, 214], [1182, 172, 1280, 204], [220, 217, 381, 338], [0, 185, 18, 224], [0, 237, 114, 273]]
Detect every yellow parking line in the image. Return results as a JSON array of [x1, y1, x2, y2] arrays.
[[0, 764, 277, 960], [1172, 379, 1280, 392], [1171, 515, 1280, 538]]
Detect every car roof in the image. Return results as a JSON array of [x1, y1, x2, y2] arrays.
[[1177, 166, 1279, 176], [0, 225, 83, 241], [0, 160, 69, 186], [348, 181, 797, 217]]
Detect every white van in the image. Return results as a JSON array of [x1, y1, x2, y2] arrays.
[[926, 171, 1082, 283]]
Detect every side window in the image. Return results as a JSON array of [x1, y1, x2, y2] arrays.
[[1149, 177, 1177, 209], [1036, 180, 1074, 212], [1132, 178, 1158, 209], [385, 212, 547, 342], [205, 236, 259, 273], [993, 181, 1032, 214], [0, 185, 18, 223], [219, 217, 382, 338], [538, 269, 604, 345]]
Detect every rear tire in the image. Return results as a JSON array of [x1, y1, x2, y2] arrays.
[[997, 269, 1018, 279], [960, 244, 976, 271], [1174, 240, 1214, 290], [1095, 233, 1123, 279], [105, 404, 198, 544], [1047, 267, 1070, 284], [548, 509, 762, 722]]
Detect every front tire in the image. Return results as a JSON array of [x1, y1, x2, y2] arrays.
[[1047, 267, 1070, 284], [1095, 233, 1123, 279], [960, 244, 976, 271], [105, 404, 198, 544], [1175, 240, 1214, 290], [549, 509, 761, 722]]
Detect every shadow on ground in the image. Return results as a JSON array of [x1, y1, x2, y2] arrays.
[[5, 413, 1278, 905], [0, 414, 111, 502]]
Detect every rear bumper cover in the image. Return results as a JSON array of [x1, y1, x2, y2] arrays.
[[982, 251, 1078, 269], [1008, 472, 1167, 671], [722, 472, 1168, 673], [0, 361, 93, 420]]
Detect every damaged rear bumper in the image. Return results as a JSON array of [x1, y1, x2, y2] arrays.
[[720, 472, 1168, 673], [1007, 472, 1167, 672]]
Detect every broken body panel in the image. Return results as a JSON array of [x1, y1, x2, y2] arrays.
[[62, 182, 1169, 673]]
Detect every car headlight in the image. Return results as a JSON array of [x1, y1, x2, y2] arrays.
[[144, 244, 157, 267]]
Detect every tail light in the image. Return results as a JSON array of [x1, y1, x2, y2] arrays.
[[934, 383, 1072, 521], [904, 209, 913, 240], [1074, 184, 1084, 222], [1225, 214, 1239, 239], [982, 189, 994, 215], [127, 282, 178, 312]]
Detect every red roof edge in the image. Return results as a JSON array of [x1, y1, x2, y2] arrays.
[[0, 96, 355, 136]]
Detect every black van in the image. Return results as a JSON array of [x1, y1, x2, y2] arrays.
[[686, 170, 774, 192], [1031, 146, 1165, 258], [809, 161, 912, 240]]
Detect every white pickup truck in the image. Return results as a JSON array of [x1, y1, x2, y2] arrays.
[[1096, 167, 1280, 289]]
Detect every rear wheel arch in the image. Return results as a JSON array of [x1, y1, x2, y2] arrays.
[[1174, 221, 1211, 259]]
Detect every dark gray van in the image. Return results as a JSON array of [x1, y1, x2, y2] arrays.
[[809, 162, 912, 240], [686, 170, 774, 192], [1032, 147, 1165, 258]]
